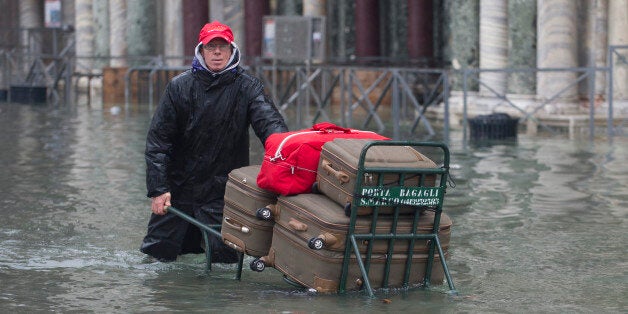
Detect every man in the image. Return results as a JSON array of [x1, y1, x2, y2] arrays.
[[141, 21, 288, 263]]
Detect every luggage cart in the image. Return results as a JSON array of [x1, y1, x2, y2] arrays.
[[164, 140, 457, 297], [339, 141, 457, 297], [165, 207, 245, 278]]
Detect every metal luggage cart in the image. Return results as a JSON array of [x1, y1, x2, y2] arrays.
[[165, 140, 456, 297], [164, 207, 245, 278], [339, 141, 456, 297]]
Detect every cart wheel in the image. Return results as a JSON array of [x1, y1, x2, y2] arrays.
[[311, 182, 320, 194], [250, 258, 266, 272], [308, 237, 324, 250], [256, 207, 273, 220], [343, 203, 352, 217]]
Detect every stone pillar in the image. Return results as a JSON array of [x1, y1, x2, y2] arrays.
[[608, 0, 628, 99], [479, 0, 508, 96], [19, 0, 43, 54], [507, 0, 536, 95], [586, 0, 607, 98], [183, 0, 208, 56], [327, 0, 353, 59], [222, 0, 245, 53], [407, 0, 433, 59], [244, 0, 270, 63], [383, 1, 407, 59], [537, 0, 578, 106], [127, 1, 156, 66], [75, 0, 94, 74], [164, 0, 184, 66], [442, 0, 479, 90], [93, 1, 110, 69], [109, 0, 127, 67], [355, 0, 379, 58]]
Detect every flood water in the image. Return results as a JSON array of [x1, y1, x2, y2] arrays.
[[0, 101, 626, 313]]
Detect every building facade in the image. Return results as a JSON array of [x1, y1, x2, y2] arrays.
[[1, 0, 627, 118]]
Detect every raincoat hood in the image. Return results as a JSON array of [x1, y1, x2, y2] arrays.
[[192, 42, 241, 75]]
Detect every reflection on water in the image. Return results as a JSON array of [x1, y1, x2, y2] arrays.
[[0, 102, 626, 313]]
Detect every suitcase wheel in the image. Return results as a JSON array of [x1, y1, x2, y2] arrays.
[[343, 203, 352, 217], [311, 181, 320, 194], [308, 237, 324, 250], [256, 207, 273, 220], [250, 258, 266, 272]]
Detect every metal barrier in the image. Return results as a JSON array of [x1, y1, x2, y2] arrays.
[[460, 66, 611, 141], [253, 64, 450, 140]]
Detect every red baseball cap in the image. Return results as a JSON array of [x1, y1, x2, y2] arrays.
[[198, 21, 234, 45]]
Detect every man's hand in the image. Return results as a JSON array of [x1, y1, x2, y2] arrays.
[[151, 192, 171, 215]]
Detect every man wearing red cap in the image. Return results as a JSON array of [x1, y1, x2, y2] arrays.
[[141, 21, 288, 263]]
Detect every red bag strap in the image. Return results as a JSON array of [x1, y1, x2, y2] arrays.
[[312, 122, 352, 133]]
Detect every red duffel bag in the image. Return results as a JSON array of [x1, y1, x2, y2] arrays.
[[257, 122, 389, 195]]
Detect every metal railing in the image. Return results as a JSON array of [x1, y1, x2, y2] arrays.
[[3, 41, 627, 141], [253, 64, 450, 140], [459, 66, 611, 141]]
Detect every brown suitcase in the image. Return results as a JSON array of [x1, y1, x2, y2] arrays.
[[316, 139, 438, 215], [263, 224, 447, 293], [272, 193, 451, 254], [221, 165, 278, 257]]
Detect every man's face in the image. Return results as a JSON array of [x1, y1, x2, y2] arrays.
[[202, 38, 232, 72]]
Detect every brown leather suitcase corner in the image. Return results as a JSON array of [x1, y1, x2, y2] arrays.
[[221, 165, 278, 257], [316, 139, 438, 216]]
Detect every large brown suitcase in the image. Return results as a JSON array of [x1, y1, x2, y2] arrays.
[[316, 139, 438, 215], [272, 193, 451, 254], [221, 165, 278, 257], [264, 223, 447, 293]]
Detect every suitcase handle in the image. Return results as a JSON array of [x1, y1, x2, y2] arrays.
[[223, 217, 251, 233], [321, 159, 350, 184], [288, 218, 308, 231]]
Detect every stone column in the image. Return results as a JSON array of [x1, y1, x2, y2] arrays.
[[507, 0, 536, 95], [442, 0, 479, 90], [355, 0, 379, 58], [109, 0, 127, 67], [329, 0, 353, 59], [537, 0, 578, 107], [608, 0, 628, 99], [127, 1, 156, 66], [586, 0, 607, 98], [208, 1, 244, 52], [93, 1, 110, 69], [407, 0, 433, 59], [222, 0, 245, 53], [479, 0, 508, 96], [244, 0, 270, 63], [19, 0, 43, 54], [183, 0, 208, 57], [164, 0, 184, 66], [75, 0, 94, 74]]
